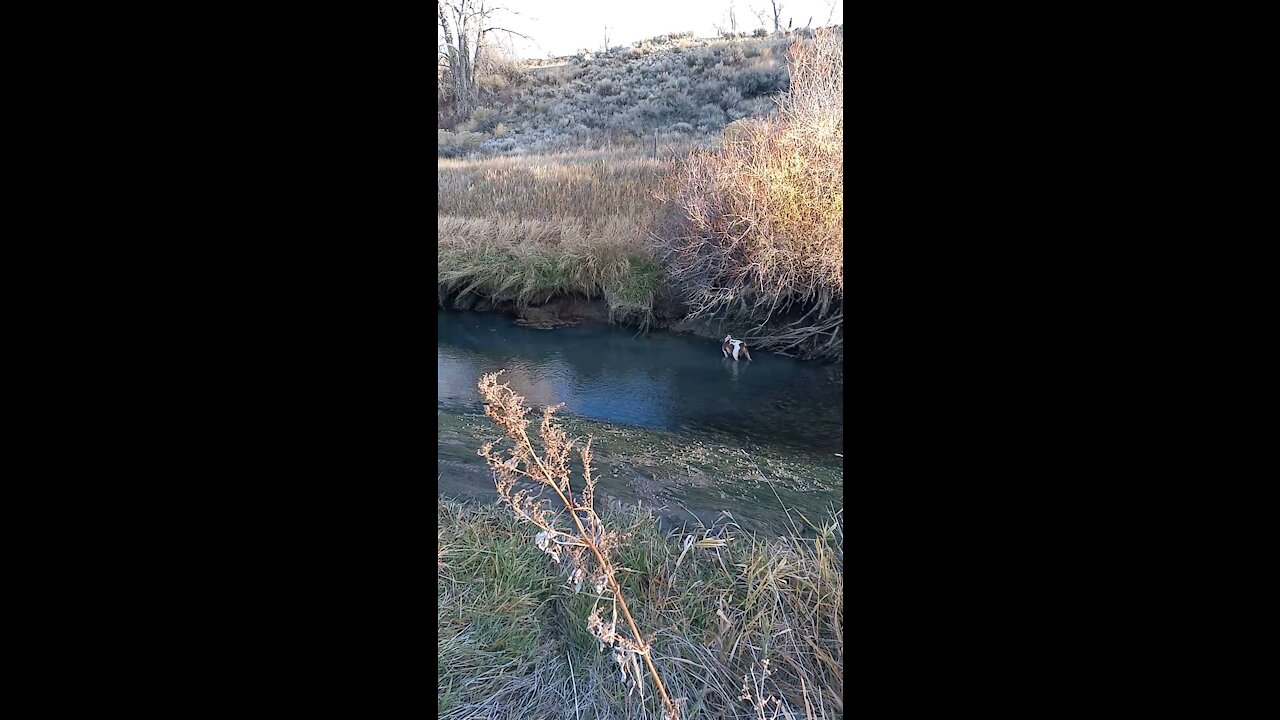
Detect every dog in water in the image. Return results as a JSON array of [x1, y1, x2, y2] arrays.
[[722, 334, 752, 361]]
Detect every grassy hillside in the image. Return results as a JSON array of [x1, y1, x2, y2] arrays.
[[438, 31, 815, 156]]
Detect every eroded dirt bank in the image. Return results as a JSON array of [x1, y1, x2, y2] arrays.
[[438, 406, 843, 536], [440, 291, 733, 340]]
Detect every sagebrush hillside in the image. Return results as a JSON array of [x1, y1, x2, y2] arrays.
[[438, 29, 840, 156]]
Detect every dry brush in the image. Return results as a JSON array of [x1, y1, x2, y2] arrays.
[[656, 29, 843, 359]]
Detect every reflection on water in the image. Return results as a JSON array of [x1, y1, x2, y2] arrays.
[[437, 310, 842, 456]]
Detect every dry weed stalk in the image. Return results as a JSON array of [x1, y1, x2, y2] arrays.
[[738, 658, 801, 720], [477, 371, 681, 720]]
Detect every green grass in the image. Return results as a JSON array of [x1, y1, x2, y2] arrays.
[[437, 215, 663, 327], [438, 498, 844, 720], [606, 257, 661, 329], [438, 502, 556, 716]]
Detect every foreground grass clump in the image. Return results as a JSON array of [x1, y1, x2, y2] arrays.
[[657, 29, 844, 360], [438, 372, 843, 719], [437, 148, 666, 328], [438, 500, 844, 720]]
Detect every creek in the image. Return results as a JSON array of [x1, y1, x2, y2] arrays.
[[437, 309, 843, 535]]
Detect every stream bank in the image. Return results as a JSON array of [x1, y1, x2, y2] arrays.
[[439, 290, 734, 340], [439, 406, 842, 536]]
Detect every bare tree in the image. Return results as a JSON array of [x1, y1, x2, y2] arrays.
[[824, 0, 839, 25], [751, 0, 785, 31], [437, 0, 530, 118], [602, 24, 610, 52], [713, 2, 737, 36], [751, 4, 768, 30]]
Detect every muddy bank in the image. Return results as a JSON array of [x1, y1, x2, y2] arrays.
[[438, 405, 842, 536], [439, 290, 736, 341]]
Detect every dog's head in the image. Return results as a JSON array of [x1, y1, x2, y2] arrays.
[[723, 334, 734, 343]]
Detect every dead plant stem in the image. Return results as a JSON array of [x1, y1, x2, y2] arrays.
[[515, 423, 677, 717]]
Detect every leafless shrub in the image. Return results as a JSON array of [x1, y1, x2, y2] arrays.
[[656, 28, 842, 359]]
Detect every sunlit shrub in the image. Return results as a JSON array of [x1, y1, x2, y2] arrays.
[[438, 130, 486, 157], [657, 29, 843, 359]]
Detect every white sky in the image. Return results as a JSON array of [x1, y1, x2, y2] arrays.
[[469, 0, 843, 59]]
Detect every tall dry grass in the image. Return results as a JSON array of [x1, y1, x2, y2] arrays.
[[437, 147, 667, 221], [656, 29, 844, 359], [438, 148, 668, 327], [439, 217, 638, 297]]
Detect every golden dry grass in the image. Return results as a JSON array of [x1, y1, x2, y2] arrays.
[[438, 147, 669, 326], [437, 147, 667, 221]]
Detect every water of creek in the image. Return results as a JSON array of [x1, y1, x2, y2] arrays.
[[437, 309, 843, 535]]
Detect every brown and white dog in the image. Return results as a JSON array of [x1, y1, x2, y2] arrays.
[[722, 334, 752, 361]]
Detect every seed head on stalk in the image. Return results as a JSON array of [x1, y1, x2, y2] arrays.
[[476, 370, 682, 720]]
